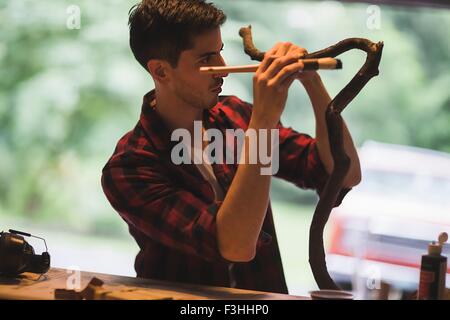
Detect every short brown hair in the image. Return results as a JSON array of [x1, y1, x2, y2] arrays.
[[128, 0, 226, 70]]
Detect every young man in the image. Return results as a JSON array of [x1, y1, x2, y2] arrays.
[[101, 0, 361, 294]]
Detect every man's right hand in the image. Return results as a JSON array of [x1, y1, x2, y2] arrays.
[[251, 42, 306, 128], [216, 42, 308, 262]]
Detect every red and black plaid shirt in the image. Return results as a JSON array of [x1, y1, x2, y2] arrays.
[[101, 90, 347, 294]]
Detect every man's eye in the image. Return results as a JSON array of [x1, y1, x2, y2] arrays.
[[200, 56, 211, 64]]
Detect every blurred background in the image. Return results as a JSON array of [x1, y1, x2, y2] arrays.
[[0, 0, 449, 298]]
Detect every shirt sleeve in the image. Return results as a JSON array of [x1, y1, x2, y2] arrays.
[[275, 123, 351, 207], [101, 151, 271, 263], [224, 95, 350, 207]]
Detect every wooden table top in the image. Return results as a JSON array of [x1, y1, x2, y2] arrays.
[[0, 268, 310, 300]]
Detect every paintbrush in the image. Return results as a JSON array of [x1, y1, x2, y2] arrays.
[[199, 57, 342, 74]]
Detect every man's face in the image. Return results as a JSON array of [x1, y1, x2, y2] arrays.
[[167, 27, 228, 110]]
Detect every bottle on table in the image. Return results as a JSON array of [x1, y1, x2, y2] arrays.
[[418, 232, 448, 300]]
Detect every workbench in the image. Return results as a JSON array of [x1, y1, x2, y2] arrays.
[[0, 268, 310, 300]]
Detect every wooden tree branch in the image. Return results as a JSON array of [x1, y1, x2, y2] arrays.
[[239, 25, 384, 290]]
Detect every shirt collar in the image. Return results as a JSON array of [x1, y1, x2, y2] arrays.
[[139, 90, 225, 153]]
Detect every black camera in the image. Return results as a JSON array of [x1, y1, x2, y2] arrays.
[[0, 229, 50, 276]]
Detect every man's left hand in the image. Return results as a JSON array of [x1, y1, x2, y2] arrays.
[[280, 42, 321, 84]]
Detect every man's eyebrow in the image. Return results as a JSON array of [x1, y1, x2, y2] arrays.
[[197, 43, 224, 59]]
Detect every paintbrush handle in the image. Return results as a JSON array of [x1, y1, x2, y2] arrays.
[[199, 58, 342, 74]]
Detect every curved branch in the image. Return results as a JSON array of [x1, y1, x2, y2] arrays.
[[238, 25, 265, 61], [239, 25, 384, 290]]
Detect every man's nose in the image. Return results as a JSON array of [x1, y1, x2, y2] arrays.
[[213, 54, 228, 78]]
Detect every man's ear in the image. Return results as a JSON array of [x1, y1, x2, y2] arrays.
[[147, 59, 170, 83]]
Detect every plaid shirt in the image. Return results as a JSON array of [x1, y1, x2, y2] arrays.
[[101, 90, 348, 294]]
